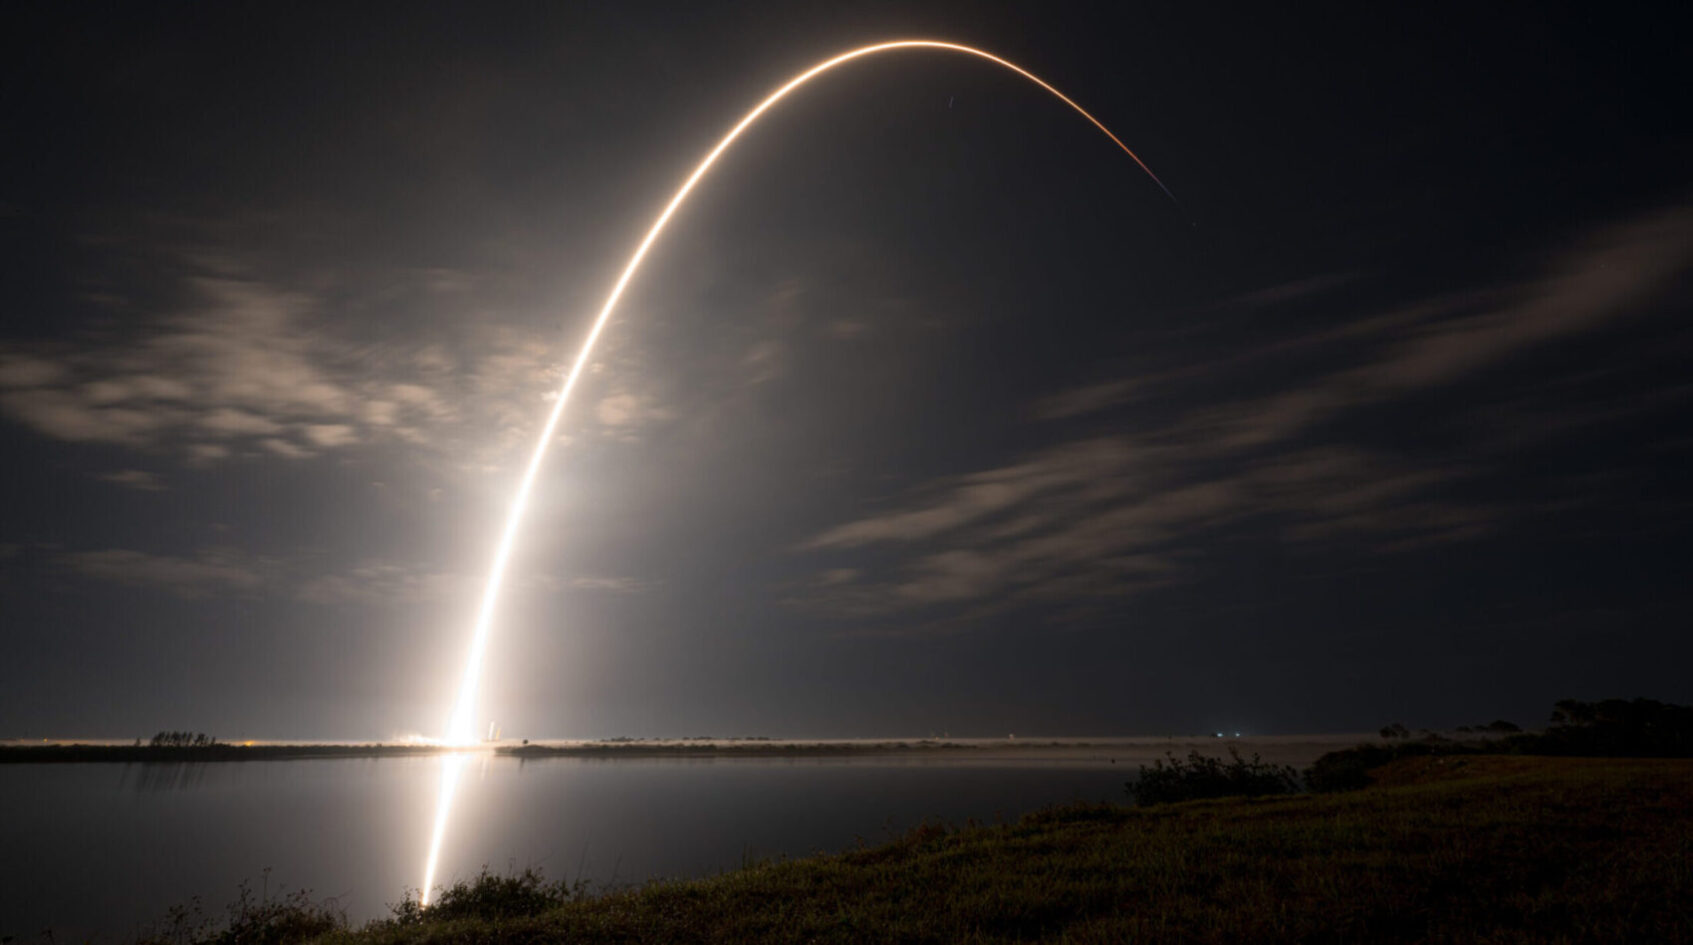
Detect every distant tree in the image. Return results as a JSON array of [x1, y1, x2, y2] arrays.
[[1538, 699, 1693, 756], [148, 730, 216, 748], [1309, 698, 1693, 795], [1550, 700, 1582, 727], [1304, 739, 1457, 792]]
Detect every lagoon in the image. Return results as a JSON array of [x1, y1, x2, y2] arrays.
[[0, 736, 1354, 939]]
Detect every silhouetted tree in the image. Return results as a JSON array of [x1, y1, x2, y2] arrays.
[[149, 730, 217, 748], [1538, 699, 1693, 756]]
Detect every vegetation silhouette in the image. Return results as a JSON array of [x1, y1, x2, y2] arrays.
[[1126, 746, 1301, 805], [150, 731, 218, 748], [1308, 697, 1693, 792], [139, 873, 343, 945], [1456, 719, 1522, 734], [389, 866, 591, 925]]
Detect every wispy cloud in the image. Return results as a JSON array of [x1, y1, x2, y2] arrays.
[[1, 276, 420, 458], [1029, 378, 1145, 422], [1185, 203, 1693, 451], [48, 543, 653, 607], [294, 560, 474, 607], [804, 438, 1139, 550], [794, 202, 1693, 622], [58, 548, 269, 599], [0, 256, 591, 473], [798, 436, 1484, 619], [97, 469, 166, 491], [563, 575, 651, 593]]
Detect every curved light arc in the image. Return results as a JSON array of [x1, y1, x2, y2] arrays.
[[424, 38, 1172, 903], [443, 38, 1170, 746]]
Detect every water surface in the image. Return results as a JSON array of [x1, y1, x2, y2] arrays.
[[0, 737, 1353, 938]]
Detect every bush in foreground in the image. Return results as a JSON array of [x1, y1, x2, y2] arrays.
[[142, 867, 588, 945], [388, 865, 585, 924], [1303, 740, 1463, 792], [1127, 746, 1302, 805], [139, 879, 344, 945]]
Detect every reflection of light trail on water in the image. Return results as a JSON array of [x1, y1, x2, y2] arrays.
[[418, 39, 1174, 905], [419, 752, 468, 904]]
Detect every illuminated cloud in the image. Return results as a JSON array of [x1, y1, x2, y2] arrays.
[[565, 575, 649, 593], [295, 561, 474, 607], [0, 277, 360, 453], [97, 469, 166, 491], [0, 255, 587, 474], [57, 548, 268, 599], [301, 424, 356, 448]]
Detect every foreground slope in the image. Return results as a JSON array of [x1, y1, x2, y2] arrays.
[[293, 756, 1692, 943]]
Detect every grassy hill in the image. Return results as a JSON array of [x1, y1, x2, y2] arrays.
[[154, 755, 1693, 944]]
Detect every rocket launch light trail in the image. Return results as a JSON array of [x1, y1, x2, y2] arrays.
[[419, 39, 1173, 905]]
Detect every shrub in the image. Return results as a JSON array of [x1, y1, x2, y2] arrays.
[[1303, 742, 1447, 792], [150, 731, 218, 748], [1127, 747, 1301, 806], [389, 865, 585, 925], [214, 884, 343, 945], [139, 878, 345, 945]]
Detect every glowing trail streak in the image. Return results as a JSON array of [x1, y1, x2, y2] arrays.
[[419, 752, 467, 906], [420, 39, 1172, 904]]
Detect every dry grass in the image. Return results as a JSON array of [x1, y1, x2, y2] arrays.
[[296, 756, 1693, 944]]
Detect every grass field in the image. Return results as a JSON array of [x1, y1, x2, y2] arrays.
[[180, 755, 1692, 945]]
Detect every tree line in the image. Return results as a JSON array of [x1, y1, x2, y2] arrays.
[[148, 731, 218, 747]]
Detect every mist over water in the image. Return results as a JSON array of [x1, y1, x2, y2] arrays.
[[0, 737, 1350, 938]]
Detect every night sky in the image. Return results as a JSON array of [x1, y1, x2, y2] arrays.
[[2, 3, 1689, 740]]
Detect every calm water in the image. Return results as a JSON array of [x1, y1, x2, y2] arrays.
[[0, 738, 1354, 939]]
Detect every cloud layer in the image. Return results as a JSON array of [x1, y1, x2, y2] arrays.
[[795, 203, 1693, 620]]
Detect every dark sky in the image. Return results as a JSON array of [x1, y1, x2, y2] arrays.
[[2, 3, 1689, 739]]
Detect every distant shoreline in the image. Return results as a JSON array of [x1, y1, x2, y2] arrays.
[[0, 743, 444, 764], [0, 734, 1373, 765]]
